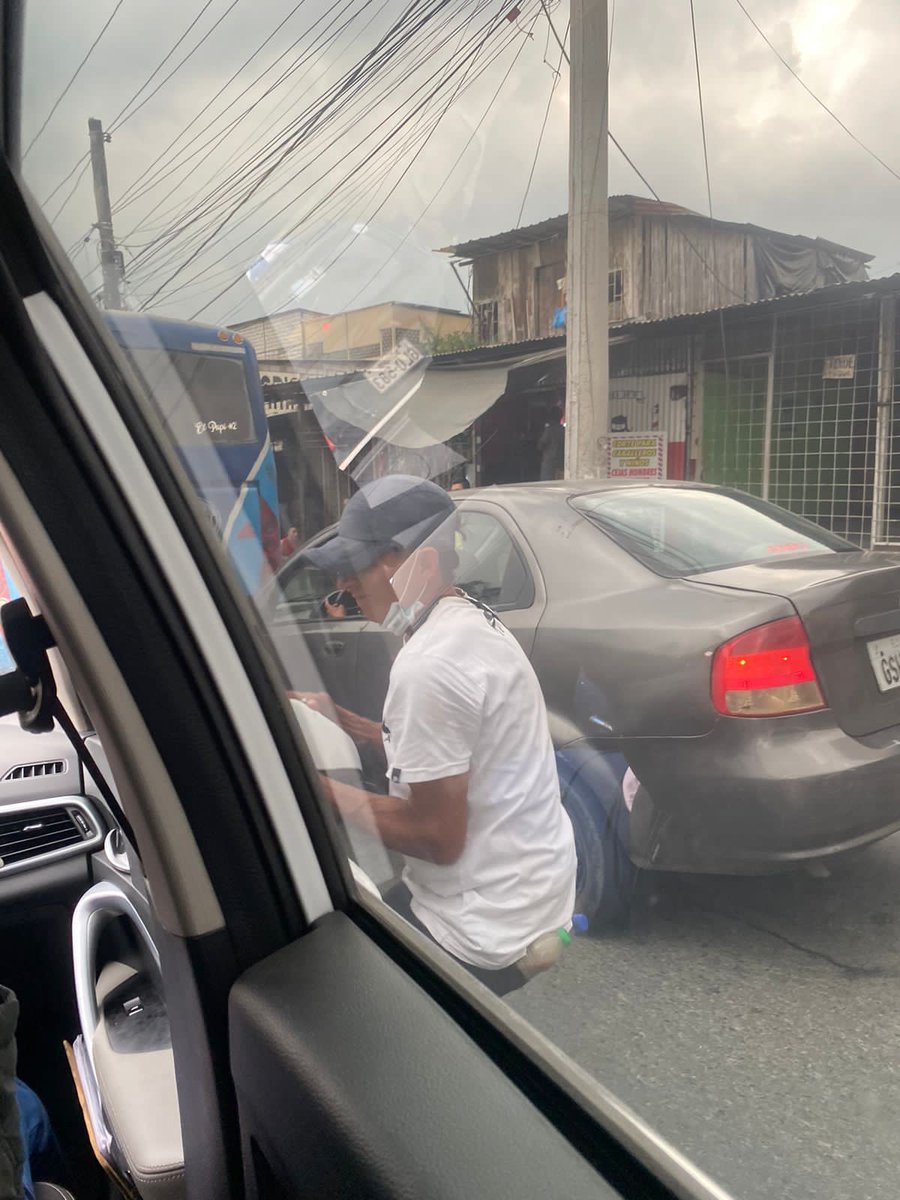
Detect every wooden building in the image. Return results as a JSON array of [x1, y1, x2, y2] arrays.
[[441, 196, 872, 344]]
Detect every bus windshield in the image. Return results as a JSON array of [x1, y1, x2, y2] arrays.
[[124, 347, 257, 447]]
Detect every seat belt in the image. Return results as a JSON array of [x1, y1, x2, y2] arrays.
[[51, 697, 139, 855], [0, 599, 139, 853]]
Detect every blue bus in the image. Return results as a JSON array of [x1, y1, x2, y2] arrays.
[[103, 312, 281, 592]]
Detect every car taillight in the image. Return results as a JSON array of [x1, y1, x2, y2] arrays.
[[711, 616, 826, 717]]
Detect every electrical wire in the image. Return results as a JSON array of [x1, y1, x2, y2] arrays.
[[43, 0, 222, 213], [172, 22, 517, 316], [126, 0, 516, 310], [123, 0, 429, 262], [134, 0, 507, 307], [516, 20, 567, 226], [143, 0, 490, 291], [113, 0, 313, 213], [533, 0, 743, 304], [733, 0, 900, 187], [144, 71, 460, 302], [538, 0, 567, 61], [114, 0, 383, 218], [688, 0, 714, 234], [110, 0, 242, 134], [50, 158, 94, 224], [689, 0, 729, 375], [338, 13, 535, 316], [119, 0, 380, 248], [180, 1, 524, 315], [24, 0, 128, 160], [292, 5, 526, 314]]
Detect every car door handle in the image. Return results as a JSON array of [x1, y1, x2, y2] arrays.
[[323, 640, 345, 657]]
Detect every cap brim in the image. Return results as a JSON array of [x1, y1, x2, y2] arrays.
[[301, 535, 390, 579]]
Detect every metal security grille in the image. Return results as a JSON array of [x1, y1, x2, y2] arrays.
[[699, 296, 887, 546], [769, 301, 879, 544], [701, 354, 768, 496], [874, 297, 900, 545]]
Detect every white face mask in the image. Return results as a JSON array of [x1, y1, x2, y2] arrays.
[[380, 551, 428, 635]]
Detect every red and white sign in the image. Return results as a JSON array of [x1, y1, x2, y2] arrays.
[[608, 432, 667, 480]]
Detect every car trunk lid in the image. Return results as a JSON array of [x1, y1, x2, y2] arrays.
[[689, 551, 900, 737]]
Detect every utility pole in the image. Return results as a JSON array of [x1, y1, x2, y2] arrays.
[[88, 118, 123, 310], [564, 0, 608, 479]]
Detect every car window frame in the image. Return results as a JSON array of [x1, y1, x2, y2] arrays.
[[453, 504, 537, 612], [273, 538, 366, 624], [453, 497, 546, 614]]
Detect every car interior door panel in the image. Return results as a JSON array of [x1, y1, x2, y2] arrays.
[[229, 912, 619, 1200], [71, 882, 186, 1200]]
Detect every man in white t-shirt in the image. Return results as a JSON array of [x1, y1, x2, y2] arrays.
[[303, 475, 576, 996]]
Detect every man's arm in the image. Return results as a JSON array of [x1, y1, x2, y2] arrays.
[[321, 773, 469, 865], [289, 691, 385, 751]]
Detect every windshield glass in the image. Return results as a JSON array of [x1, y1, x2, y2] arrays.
[[574, 486, 853, 576], [21, 2, 900, 1199]]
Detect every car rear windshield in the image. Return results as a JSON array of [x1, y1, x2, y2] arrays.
[[572, 487, 855, 577]]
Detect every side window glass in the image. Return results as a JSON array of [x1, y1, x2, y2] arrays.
[[454, 512, 534, 611], [277, 557, 361, 621]]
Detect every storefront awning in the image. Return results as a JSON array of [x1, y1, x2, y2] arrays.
[[296, 342, 569, 480], [374, 362, 517, 449]]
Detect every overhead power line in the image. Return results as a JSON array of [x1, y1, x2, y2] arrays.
[[183, 7, 524, 317], [135, 0, 506, 310], [138, 0, 488, 289], [24, 0, 129, 160], [109, 0, 242, 134], [733, 0, 900, 187], [516, 21, 567, 226], [119, 0, 380, 245], [125, 0, 431, 264], [689, 0, 729, 375], [137, 0, 456, 308], [336, 14, 536, 317], [689, 0, 714, 227], [202, 40, 501, 318], [43, 0, 225, 216], [186, 3, 520, 315], [112, 0, 312, 213]]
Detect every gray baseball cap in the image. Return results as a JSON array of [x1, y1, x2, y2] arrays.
[[302, 475, 455, 578]]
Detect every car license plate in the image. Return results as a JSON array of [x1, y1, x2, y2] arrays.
[[867, 633, 900, 692]]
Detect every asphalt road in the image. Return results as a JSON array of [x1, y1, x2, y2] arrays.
[[511, 833, 900, 1200]]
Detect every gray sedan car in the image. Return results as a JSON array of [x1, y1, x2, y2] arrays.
[[271, 481, 900, 923]]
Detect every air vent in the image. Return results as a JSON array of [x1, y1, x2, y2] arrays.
[[0, 805, 88, 867], [2, 760, 66, 782]]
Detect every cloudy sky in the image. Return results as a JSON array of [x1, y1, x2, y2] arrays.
[[18, 0, 900, 326]]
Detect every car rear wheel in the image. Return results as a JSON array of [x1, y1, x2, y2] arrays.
[[558, 748, 637, 930]]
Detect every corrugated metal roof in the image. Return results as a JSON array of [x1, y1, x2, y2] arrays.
[[432, 274, 900, 362], [433, 333, 565, 363], [606, 271, 900, 330], [439, 196, 705, 257], [439, 195, 872, 261]]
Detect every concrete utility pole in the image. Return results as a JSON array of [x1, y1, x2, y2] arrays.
[[564, 0, 608, 479], [88, 118, 123, 310]]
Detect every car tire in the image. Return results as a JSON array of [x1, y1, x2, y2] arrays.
[[557, 747, 637, 931]]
